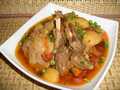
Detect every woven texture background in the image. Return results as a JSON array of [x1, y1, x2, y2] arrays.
[[0, 0, 120, 90]]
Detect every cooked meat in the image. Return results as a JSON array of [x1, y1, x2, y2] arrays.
[[21, 29, 51, 71], [44, 20, 55, 32], [55, 11, 64, 18], [64, 23, 84, 51], [55, 45, 71, 75], [54, 19, 62, 48], [64, 22, 93, 70], [54, 13, 71, 75], [54, 11, 65, 49], [71, 51, 94, 70]]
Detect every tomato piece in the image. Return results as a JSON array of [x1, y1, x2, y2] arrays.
[[59, 73, 73, 84], [102, 32, 108, 41], [89, 54, 98, 65], [95, 41, 105, 52], [90, 47, 102, 57], [41, 51, 53, 61], [80, 69, 89, 78], [71, 67, 82, 77]]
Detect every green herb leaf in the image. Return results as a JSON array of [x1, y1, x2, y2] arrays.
[[79, 58, 94, 70], [50, 59, 56, 66], [89, 20, 99, 28], [67, 11, 77, 20], [76, 27, 86, 39], [20, 35, 28, 44], [89, 20, 103, 33], [104, 40, 109, 48], [98, 57, 105, 64], [48, 31, 55, 42]]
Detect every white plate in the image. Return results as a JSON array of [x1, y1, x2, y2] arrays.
[[0, 3, 119, 90]]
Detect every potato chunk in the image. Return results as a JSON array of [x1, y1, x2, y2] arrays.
[[83, 31, 102, 47], [34, 23, 43, 30], [42, 68, 59, 83], [76, 18, 90, 29]]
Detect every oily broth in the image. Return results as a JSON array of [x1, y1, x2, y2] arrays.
[[16, 15, 109, 86]]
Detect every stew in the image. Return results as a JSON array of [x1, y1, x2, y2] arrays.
[[16, 11, 109, 86]]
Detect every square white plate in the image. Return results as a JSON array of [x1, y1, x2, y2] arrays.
[[0, 3, 119, 90]]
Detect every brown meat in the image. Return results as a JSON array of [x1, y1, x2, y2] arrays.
[[54, 11, 65, 49], [64, 22, 94, 70], [71, 51, 94, 70], [55, 11, 64, 19], [44, 20, 55, 32], [54, 12, 72, 75], [55, 45, 72, 75], [21, 29, 50, 71], [64, 23, 84, 51]]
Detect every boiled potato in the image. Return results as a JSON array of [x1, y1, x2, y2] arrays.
[[34, 23, 43, 30], [42, 68, 59, 83], [65, 13, 90, 29], [45, 21, 54, 31], [83, 31, 102, 47], [76, 18, 90, 29]]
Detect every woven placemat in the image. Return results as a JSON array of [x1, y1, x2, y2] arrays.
[[0, 0, 120, 15], [0, 0, 120, 90]]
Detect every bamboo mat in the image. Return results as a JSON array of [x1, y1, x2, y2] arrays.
[[0, 0, 120, 90]]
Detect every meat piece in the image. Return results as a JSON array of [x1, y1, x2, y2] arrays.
[[54, 12, 72, 75], [21, 29, 51, 71], [71, 51, 94, 70], [54, 11, 65, 49], [55, 45, 72, 75], [54, 19, 62, 48], [44, 20, 55, 32], [64, 22, 93, 70], [64, 23, 84, 51], [55, 11, 64, 19]]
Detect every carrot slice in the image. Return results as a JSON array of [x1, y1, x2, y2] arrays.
[[102, 32, 108, 41], [41, 51, 53, 62], [71, 67, 81, 77]]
